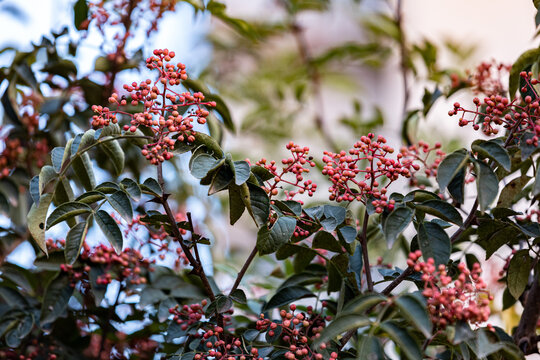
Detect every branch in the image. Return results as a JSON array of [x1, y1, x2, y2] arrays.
[[358, 210, 374, 292], [381, 266, 414, 295], [229, 245, 258, 295]]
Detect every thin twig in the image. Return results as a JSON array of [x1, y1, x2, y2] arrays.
[[358, 210, 373, 292], [229, 245, 258, 295]]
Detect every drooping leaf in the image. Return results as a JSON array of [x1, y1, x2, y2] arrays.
[[140, 177, 162, 196], [75, 191, 106, 204], [65, 216, 91, 264], [437, 149, 469, 191], [321, 205, 346, 232], [120, 178, 141, 201], [233, 160, 251, 185], [29, 175, 40, 204], [472, 139, 511, 172], [417, 221, 450, 266], [51, 147, 65, 173], [190, 153, 221, 179], [228, 184, 246, 225], [497, 175, 531, 208], [72, 152, 96, 191], [46, 201, 92, 229], [95, 210, 123, 253], [394, 293, 432, 337], [230, 289, 247, 304], [108, 190, 133, 222], [27, 193, 53, 255], [507, 249, 531, 299], [257, 216, 296, 255], [312, 231, 342, 252], [379, 320, 422, 360], [383, 206, 413, 247], [474, 160, 499, 212], [247, 182, 270, 227], [357, 335, 385, 360], [99, 138, 125, 176], [40, 273, 74, 325]]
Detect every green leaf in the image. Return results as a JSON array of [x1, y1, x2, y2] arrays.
[[190, 153, 221, 179], [250, 165, 274, 183], [321, 205, 346, 232], [75, 190, 106, 204], [108, 190, 133, 222], [394, 293, 432, 337], [384, 206, 414, 247], [417, 221, 450, 266], [229, 289, 247, 304], [312, 231, 342, 252], [120, 178, 141, 201], [507, 249, 531, 299], [474, 160, 499, 212], [247, 182, 270, 227], [497, 175, 531, 208], [472, 139, 511, 172], [257, 216, 296, 255], [95, 210, 123, 253], [27, 193, 53, 255], [414, 199, 463, 225], [228, 184, 246, 225], [437, 149, 469, 191], [206, 295, 233, 315], [100, 138, 125, 176], [342, 293, 387, 314], [77, 129, 96, 152], [262, 286, 315, 311], [379, 320, 422, 360], [233, 160, 251, 185], [53, 177, 75, 205], [357, 335, 385, 360], [141, 177, 162, 196], [72, 152, 96, 191], [447, 167, 466, 204], [74, 0, 89, 29], [46, 201, 92, 229], [313, 314, 370, 347], [38, 165, 57, 195], [29, 175, 40, 204], [40, 273, 74, 325], [509, 48, 540, 99], [65, 216, 91, 265], [51, 147, 65, 172], [403, 189, 439, 203], [208, 166, 233, 195]]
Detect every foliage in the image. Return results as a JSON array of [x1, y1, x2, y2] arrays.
[[1, 0, 540, 359]]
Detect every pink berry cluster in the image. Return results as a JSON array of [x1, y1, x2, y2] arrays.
[[399, 141, 445, 188], [256, 303, 332, 360], [469, 61, 511, 97], [169, 301, 264, 360], [57, 242, 153, 286], [256, 142, 317, 201], [91, 49, 216, 165], [407, 251, 492, 329], [119, 213, 189, 269], [322, 134, 426, 212], [449, 72, 540, 142]]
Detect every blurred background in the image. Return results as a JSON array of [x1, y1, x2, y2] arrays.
[[1, 0, 539, 355]]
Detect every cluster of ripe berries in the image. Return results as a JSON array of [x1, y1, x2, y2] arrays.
[[256, 142, 317, 201], [256, 304, 332, 360], [449, 71, 540, 145], [322, 134, 432, 213], [399, 141, 444, 187], [56, 241, 153, 286], [91, 49, 216, 165], [407, 251, 492, 329], [169, 301, 260, 360]]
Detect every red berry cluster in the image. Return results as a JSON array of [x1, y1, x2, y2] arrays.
[[322, 134, 429, 212], [0, 138, 22, 178], [91, 49, 216, 165], [256, 304, 332, 360], [469, 60, 511, 97], [256, 142, 317, 202], [449, 72, 540, 142], [407, 252, 492, 329], [58, 243, 153, 286], [83, 331, 158, 360], [169, 301, 265, 360], [399, 141, 445, 188]]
